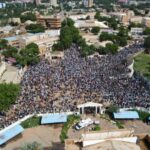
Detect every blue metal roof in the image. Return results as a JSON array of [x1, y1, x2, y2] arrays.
[[4, 36, 18, 42], [113, 111, 139, 119], [41, 113, 67, 124], [0, 124, 24, 145]]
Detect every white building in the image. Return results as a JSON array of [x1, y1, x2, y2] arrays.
[[50, 0, 57, 7]]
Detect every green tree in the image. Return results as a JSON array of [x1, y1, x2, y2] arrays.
[[106, 43, 118, 54], [94, 11, 100, 20], [17, 43, 40, 66], [143, 27, 150, 35], [2, 46, 18, 58], [20, 13, 37, 23], [0, 83, 20, 111], [26, 24, 45, 33], [91, 26, 100, 35], [144, 36, 150, 54], [105, 105, 119, 116], [61, 18, 75, 27], [0, 39, 8, 49], [20, 142, 43, 150]]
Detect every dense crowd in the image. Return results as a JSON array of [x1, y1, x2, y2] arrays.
[[0, 42, 150, 128]]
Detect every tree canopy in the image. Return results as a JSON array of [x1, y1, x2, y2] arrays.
[[91, 26, 100, 35], [26, 24, 45, 33], [144, 36, 150, 54], [20, 13, 37, 23], [17, 43, 40, 66], [0, 83, 20, 111]]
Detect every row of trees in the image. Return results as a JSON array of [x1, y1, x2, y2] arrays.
[[52, 18, 96, 56], [53, 18, 119, 56], [1, 40, 40, 66], [99, 26, 129, 47]]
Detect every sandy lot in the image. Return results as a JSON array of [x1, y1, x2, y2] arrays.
[[1, 125, 64, 150]]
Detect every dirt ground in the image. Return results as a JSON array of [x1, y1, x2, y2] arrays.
[[68, 114, 118, 139], [1, 125, 64, 150], [123, 120, 150, 134]]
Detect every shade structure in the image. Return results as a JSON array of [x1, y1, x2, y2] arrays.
[[0, 124, 24, 145], [113, 111, 139, 119], [41, 113, 67, 124]]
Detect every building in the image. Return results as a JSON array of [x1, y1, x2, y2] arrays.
[[4, 36, 20, 48], [19, 31, 60, 54], [50, 0, 57, 7], [143, 17, 150, 28], [83, 0, 93, 8], [65, 129, 141, 150], [37, 16, 61, 29], [130, 16, 143, 24], [35, 0, 41, 5]]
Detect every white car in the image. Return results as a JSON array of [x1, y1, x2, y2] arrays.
[[75, 118, 93, 130]]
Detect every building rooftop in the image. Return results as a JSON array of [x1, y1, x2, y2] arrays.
[[113, 111, 139, 119], [41, 113, 67, 124], [0, 125, 24, 145]]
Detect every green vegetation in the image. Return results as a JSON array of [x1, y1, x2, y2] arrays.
[[17, 43, 40, 66], [20, 13, 37, 23], [94, 12, 118, 30], [26, 24, 45, 33], [0, 39, 8, 50], [91, 26, 100, 35], [2, 42, 40, 66], [143, 28, 150, 35], [60, 115, 80, 143], [144, 36, 150, 54], [20, 141, 43, 150], [116, 121, 124, 129], [98, 43, 118, 55], [93, 125, 101, 131], [21, 116, 41, 129], [134, 53, 150, 81], [53, 18, 97, 57], [0, 83, 20, 111], [99, 26, 129, 47]]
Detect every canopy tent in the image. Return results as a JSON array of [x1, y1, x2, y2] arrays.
[[77, 102, 104, 114], [0, 124, 24, 145], [113, 111, 139, 119], [41, 113, 67, 124]]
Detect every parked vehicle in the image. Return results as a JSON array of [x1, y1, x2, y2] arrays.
[[75, 118, 93, 130]]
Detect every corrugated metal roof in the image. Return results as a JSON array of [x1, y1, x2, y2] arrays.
[[41, 113, 67, 124], [0, 125, 24, 145], [113, 111, 139, 119]]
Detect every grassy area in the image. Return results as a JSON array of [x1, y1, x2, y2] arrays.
[[93, 125, 101, 131], [21, 116, 41, 128], [134, 53, 150, 81], [115, 121, 124, 129], [60, 115, 80, 143]]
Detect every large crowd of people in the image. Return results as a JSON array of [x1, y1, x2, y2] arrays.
[[0, 42, 150, 128]]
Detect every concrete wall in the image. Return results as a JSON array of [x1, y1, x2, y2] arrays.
[[0, 61, 6, 77], [83, 137, 138, 147], [82, 129, 134, 141]]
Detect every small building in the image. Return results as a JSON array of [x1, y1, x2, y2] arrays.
[[0, 124, 24, 146], [41, 113, 67, 125], [4, 36, 20, 48], [113, 111, 139, 120], [37, 16, 61, 29], [130, 27, 143, 36]]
